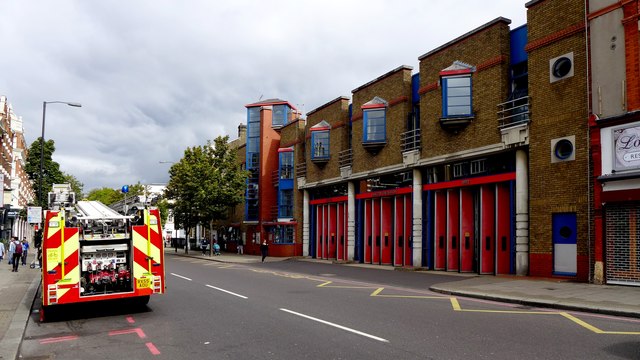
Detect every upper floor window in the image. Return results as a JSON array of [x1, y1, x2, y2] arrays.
[[362, 97, 388, 144], [279, 149, 294, 179], [442, 75, 472, 117], [310, 120, 331, 161], [440, 61, 475, 118], [272, 104, 290, 127]]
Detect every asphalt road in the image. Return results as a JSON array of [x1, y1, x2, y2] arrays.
[[18, 255, 640, 359]]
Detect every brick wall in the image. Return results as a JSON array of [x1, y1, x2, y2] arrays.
[[305, 97, 350, 183], [526, 0, 589, 263], [418, 19, 511, 159], [351, 66, 413, 174]]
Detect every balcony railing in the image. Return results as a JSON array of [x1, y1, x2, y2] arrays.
[[498, 95, 530, 129], [338, 149, 353, 168], [401, 129, 421, 152], [296, 163, 306, 178]]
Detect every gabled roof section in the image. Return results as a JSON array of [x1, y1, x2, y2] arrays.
[[310, 120, 331, 132], [440, 60, 476, 76], [362, 96, 388, 109], [245, 98, 298, 111], [418, 17, 511, 61]]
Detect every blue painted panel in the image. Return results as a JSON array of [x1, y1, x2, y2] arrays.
[[412, 73, 420, 104], [510, 25, 527, 65], [552, 213, 577, 245], [279, 179, 293, 190]]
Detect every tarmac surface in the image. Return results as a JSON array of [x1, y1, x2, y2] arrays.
[[1, 248, 640, 359]]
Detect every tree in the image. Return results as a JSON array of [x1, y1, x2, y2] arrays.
[[86, 187, 122, 205], [165, 136, 248, 254], [155, 197, 170, 228], [25, 138, 65, 208], [63, 172, 84, 199]]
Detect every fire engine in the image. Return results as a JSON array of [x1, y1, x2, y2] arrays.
[[40, 184, 165, 321]]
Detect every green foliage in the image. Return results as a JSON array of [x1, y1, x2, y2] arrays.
[[155, 197, 170, 227], [86, 187, 122, 205], [25, 138, 65, 208], [62, 172, 84, 199], [165, 136, 248, 236]]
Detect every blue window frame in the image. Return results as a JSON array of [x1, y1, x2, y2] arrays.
[[363, 108, 386, 143], [279, 151, 294, 179], [311, 130, 330, 160], [272, 104, 290, 127], [272, 225, 295, 244], [442, 75, 472, 117], [278, 190, 293, 218]]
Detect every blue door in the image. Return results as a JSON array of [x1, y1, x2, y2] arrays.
[[552, 213, 577, 276]]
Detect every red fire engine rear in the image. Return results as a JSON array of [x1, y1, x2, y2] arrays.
[[41, 184, 165, 321]]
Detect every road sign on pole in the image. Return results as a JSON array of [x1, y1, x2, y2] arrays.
[[27, 206, 42, 224]]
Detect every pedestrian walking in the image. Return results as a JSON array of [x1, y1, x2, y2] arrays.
[[0, 240, 4, 263], [7, 238, 14, 266], [21, 237, 29, 266], [237, 237, 244, 255], [201, 238, 208, 255], [11, 237, 22, 272], [260, 240, 268, 262]]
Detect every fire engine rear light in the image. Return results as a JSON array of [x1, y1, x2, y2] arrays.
[[153, 276, 162, 293], [47, 285, 58, 304]]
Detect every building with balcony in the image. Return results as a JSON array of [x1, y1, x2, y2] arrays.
[[220, 0, 637, 285], [0, 95, 36, 241], [224, 99, 304, 257], [588, 0, 640, 285]]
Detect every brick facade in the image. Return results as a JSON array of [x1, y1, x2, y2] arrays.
[[419, 18, 511, 159], [526, 0, 589, 278], [351, 66, 413, 174]]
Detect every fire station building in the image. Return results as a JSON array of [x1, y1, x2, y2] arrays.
[[222, 0, 640, 285]]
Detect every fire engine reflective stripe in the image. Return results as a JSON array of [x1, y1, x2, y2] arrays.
[[60, 230, 80, 286], [45, 212, 63, 274], [132, 224, 161, 276]]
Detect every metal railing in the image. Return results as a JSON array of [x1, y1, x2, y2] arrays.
[[401, 128, 421, 152], [497, 95, 530, 129], [338, 149, 353, 168]]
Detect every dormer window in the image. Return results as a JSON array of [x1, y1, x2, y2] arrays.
[[439, 61, 475, 132], [362, 97, 388, 148], [310, 120, 330, 162]]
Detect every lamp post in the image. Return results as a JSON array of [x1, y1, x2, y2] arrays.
[[39, 101, 82, 208]]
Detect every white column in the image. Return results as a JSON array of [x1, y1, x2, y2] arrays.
[[412, 169, 423, 267], [515, 149, 529, 275], [302, 190, 310, 256], [347, 181, 356, 261]]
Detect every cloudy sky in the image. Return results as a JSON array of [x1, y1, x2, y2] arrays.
[[0, 1, 527, 192]]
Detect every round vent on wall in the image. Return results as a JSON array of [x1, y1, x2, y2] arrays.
[[552, 57, 572, 78], [551, 136, 576, 163], [549, 52, 574, 83]]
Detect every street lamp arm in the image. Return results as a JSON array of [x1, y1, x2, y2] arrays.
[[39, 100, 82, 208]]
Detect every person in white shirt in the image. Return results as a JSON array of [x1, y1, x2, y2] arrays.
[[0, 241, 5, 263]]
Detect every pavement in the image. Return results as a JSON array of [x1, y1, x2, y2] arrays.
[[2, 248, 640, 359]]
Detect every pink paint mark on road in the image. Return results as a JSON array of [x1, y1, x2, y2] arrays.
[[40, 335, 78, 344], [146, 342, 161, 355], [126, 316, 135, 324], [108, 327, 147, 339]]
